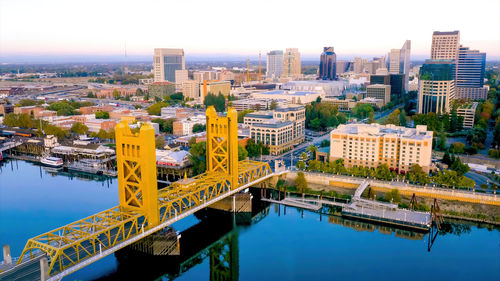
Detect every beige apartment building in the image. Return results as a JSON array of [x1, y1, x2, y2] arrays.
[[200, 80, 231, 102], [431, 31, 460, 60], [282, 48, 301, 79], [418, 80, 455, 114], [329, 124, 433, 173], [244, 105, 305, 155], [180, 81, 200, 101], [366, 84, 391, 105]]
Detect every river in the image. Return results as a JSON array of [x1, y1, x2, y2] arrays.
[[0, 159, 499, 281]]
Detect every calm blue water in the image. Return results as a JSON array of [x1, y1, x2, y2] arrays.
[[1, 159, 499, 281]]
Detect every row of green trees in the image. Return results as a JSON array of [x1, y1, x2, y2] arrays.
[[305, 99, 347, 131], [296, 158, 474, 188]]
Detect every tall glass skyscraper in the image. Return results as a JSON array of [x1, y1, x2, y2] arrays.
[[319, 47, 336, 80], [456, 46, 486, 88]]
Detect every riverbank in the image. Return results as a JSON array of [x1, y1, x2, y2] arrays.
[[278, 172, 500, 225]]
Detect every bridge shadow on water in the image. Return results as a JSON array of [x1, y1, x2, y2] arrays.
[[92, 188, 271, 281]]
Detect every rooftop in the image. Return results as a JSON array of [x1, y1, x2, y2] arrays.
[[252, 121, 292, 129], [256, 90, 318, 96], [333, 123, 433, 140]]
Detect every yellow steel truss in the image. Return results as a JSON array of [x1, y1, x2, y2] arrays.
[[17, 108, 272, 277]]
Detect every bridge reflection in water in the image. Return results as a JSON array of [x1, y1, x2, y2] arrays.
[[95, 190, 272, 281]]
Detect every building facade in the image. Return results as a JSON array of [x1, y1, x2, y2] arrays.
[[457, 102, 478, 128], [389, 40, 411, 91], [329, 124, 433, 173], [431, 31, 460, 60], [266, 50, 284, 79], [418, 60, 456, 114], [200, 81, 231, 102], [244, 106, 305, 155], [153, 48, 185, 83], [366, 84, 391, 105], [148, 82, 176, 101], [282, 48, 301, 78], [319, 47, 337, 80]]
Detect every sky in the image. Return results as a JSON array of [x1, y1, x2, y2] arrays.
[[1, 0, 500, 63]]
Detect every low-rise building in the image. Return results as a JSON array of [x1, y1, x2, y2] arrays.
[[329, 123, 433, 173], [14, 106, 44, 117], [245, 105, 305, 155], [231, 98, 288, 112], [97, 87, 138, 98], [457, 102, 478, 128], [200, 80, 231, 102], [172, 115, 206, 136], [148, 82, 176, 100], [366, 84, 391, 105], [250, 90, 322, 105], [85, 119, 117, 132]]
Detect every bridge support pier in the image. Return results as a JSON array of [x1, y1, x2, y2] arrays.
[[40, 257, 49, 281], [2, 244, 12, 265]]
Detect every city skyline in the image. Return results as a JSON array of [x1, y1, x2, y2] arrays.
[[1, 0, 500, 63]]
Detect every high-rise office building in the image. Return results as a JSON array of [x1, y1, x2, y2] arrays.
[[431, 31, 460, 60], [456, 46, 486, 88], [266, 50, 283, 78], [319, 47, 337, 80], [389, 40, 411, 91], [282, 48, 301, 78], [418, 60, 456, 114], [153, 48, 185, 83]]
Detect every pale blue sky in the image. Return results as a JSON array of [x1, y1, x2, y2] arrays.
[[1, 0, 499, 61]]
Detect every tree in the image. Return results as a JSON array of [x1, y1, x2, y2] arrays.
[[299, 152, 309, 161], [436, 130, 447, 151], [442, 151, 452, 165], [367, 111, 376, 124], [270, 100, 278, 110], [237, 109, 254, 123], [320, 140, 330, 147], [170, 92, 184, 101], [155, 135, 165, 149], [449, 142, 465, 154], [295, 171, 308, 193], [375, 164, 393, 181], [384, 109, 401, 126], [306, 145, 318, 160], [296, 160, 306, 169], [192, 124, 206, 133], [113, 89, 121, 99], [71, 122, 88, 135], [95, 111, 109, 119], [16, 99, 38, 107], [136, 88, 144, 96], [238, 144, 248, 161], [384, 189, 401, 203], [204, 93, 226, 112], [152, 118, 174, 134], [450, 157, 470, 176], [146, 102, 169, 115], [352, 103, 374, 119], [407, 164, 430, 185], [189, 141, 207, 176], [399, 109, 407, 127]]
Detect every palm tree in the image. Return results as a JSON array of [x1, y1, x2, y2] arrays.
[[307, 145, 318, 160]]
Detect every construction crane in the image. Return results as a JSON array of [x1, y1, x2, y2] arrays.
[[246, 59, 250, 83], [258, 52, 262, 83]]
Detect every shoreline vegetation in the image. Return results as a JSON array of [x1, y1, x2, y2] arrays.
[[269, 177, 500, 226]]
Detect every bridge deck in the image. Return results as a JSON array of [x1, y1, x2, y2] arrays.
[[14, 160, 279, 280]]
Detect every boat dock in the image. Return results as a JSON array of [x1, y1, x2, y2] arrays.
[[262, 180, 432, 231]]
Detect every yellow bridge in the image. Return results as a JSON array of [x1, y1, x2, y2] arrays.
[[14, 107, 281, 280]]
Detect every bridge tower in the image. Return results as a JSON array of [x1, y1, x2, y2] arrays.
[[206, 106, 239, 189], [115, 120, 160, 226]]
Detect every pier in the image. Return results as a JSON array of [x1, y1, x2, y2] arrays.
[[262, 181, 432, 231]]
